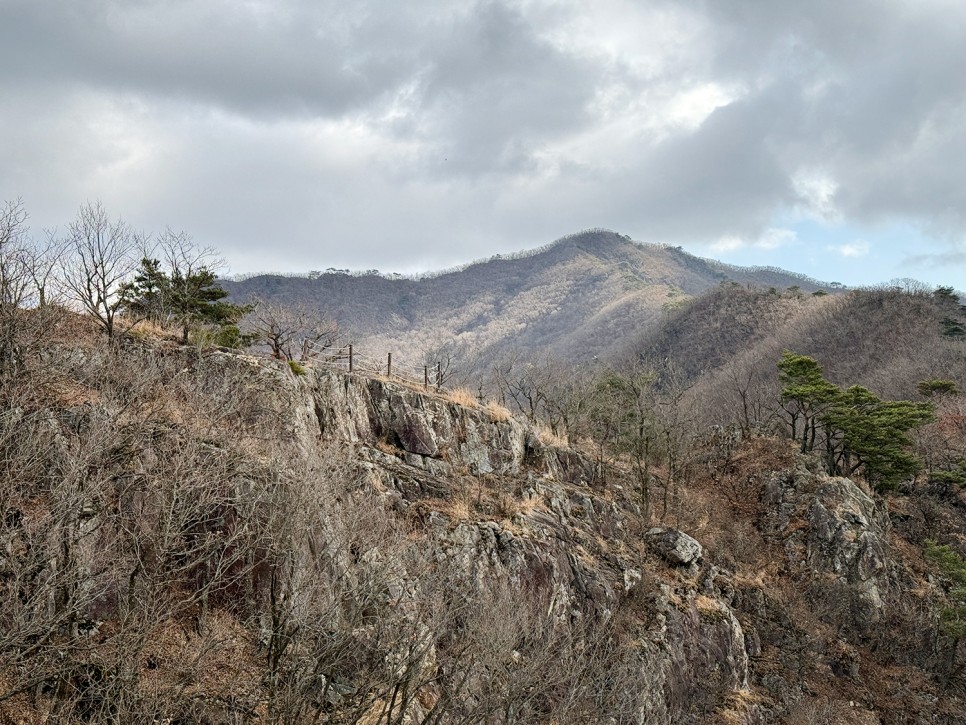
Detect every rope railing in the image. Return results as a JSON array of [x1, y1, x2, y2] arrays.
[[301, 339, 447, 391]]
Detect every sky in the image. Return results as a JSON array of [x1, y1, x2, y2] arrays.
[[1, 0, 965, 289]]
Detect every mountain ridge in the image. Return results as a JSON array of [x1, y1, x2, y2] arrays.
[[224, 230, 834, 371]]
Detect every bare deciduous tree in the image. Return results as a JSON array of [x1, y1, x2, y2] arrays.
[[25, 230, 69, 308], [539, 360, 598, 445], [60, 201, 142, 339], [594, 361, 660, 516], [491, 351, 553, 424], [244, 297, 339, 360], [0, 199, 33, 376], [418, 336, 469, 389]]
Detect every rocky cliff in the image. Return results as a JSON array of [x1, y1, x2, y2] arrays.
[[0, 342, 959, 723], [250, 358, 955, 723], [287, 365, 756, 723]]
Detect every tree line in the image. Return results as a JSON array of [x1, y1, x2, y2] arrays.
[[0, 198, 341, 363]]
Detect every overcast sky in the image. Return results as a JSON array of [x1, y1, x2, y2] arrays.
[[2, 0, 965, 288]]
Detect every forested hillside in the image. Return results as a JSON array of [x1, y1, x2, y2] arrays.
[[222, 230, 831, 373], [629, 282, 966, 430], [3, 201, 966, 722]]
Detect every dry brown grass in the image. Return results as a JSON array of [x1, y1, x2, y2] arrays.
[[535, 423, 567, 447], [492, 491, 521, 520], [433, 494, 475, 523], [375, 439, 405, 458], [693, 593, 725, 616], [444, 387, 479, 408], [139, 610, 263, 708], [484, 400, 512, 421], [124, 316, 175, 340], [718, 688, 766, 725]]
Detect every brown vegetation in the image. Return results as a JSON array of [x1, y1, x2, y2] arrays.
[[3, 199, 966, 722], [222, 230, 831, 376]]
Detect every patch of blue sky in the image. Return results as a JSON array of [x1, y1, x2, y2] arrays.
[[691, 217, 961, 290]]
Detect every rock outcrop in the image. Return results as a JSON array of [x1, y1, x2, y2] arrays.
[[761, 466, 894, 627], [806, 477, 892, 620], [276, 364, 756, 723], [647, 527, 704, 567], [11, 343, 949, 724]]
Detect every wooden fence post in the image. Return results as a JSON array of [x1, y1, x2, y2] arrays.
[[424, 365, 429, 389], [348, 344, 353, 372], [436, 360, 442, 391], [387, 352, 392, 378]]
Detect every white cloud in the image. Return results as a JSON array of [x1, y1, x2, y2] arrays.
[[1, 0, 965, 287], [709, 227, 797, 253], [830, 240, 871, 258], [792, 169, 840, 221], [758, 227, 797, 249], [709, 236, 745, 253]]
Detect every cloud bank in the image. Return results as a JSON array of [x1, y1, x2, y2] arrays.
[[1, 0, 963, 284]]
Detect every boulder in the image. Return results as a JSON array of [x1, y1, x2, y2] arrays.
[[647, 527, 703, 566]]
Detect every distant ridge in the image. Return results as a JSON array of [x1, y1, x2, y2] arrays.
[[227, 229, 835, 290], [222, 230, 836, 374]]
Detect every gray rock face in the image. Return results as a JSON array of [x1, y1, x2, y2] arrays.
[[806, 478, 891, 620], [261, 363, 757, 723], [647, 527, 704, 566], [760, 468, 894, 625], [308, 369, 533, 474]]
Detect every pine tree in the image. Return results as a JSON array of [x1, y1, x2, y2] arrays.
[[777, 350, 840, 453], [825, 385, 934, 488], [120, 257, 249, 343], [119, 257, 169, 323], [167, 265, 246, 344], [777, 352, 934, 490]]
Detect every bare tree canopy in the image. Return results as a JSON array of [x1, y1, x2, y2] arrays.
[[244, 297, 339, 361], [59, 201, 142, 339]]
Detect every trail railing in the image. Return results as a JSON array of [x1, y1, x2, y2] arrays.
[[302, 339, 447, 391]]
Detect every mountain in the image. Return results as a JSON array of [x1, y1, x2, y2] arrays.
[[223, 230, 832, 374]]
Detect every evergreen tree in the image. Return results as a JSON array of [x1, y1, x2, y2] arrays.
[[120, 256, 249, 343], [917, 379, 960, 398], [825, 385, 934, 488], [777, 352, 934, 490], [167, 265, 246, 344], [119, 257, 169, 323], [777, 351, 839, 453]]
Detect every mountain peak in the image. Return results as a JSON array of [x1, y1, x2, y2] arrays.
[[550, 228, 632, 254]]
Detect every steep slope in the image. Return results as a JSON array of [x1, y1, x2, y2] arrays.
[[223, 230, 830, 372], [2, 320, 964, 723], [629, 283, 966, 429]]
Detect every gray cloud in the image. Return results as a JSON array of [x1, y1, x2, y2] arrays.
[[0, 0, 964, 284], [696, 0, 966, 228], [904, 249, 966, 269], [413, 2, 603, 175], [0, 0, 411, 117]]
